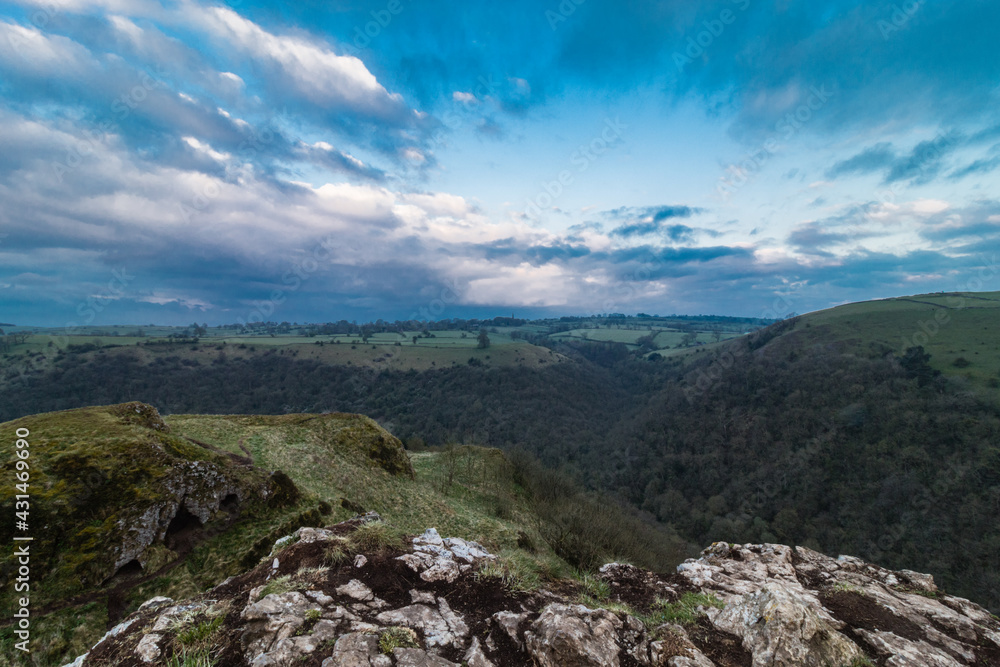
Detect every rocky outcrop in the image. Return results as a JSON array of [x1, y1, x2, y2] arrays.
[[110, 459, 251, 574], [66, 520, 1000, 667]]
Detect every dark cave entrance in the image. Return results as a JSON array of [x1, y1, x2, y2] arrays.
[[115, 559, 143, 578], [220, 493, 240, 515], [165, 505, 204, 551], [105, 557, 143, 586]]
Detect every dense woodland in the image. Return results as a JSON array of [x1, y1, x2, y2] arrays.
[[2, 319, 999, 610]]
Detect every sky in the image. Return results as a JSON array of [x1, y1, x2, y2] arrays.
[[0, 0, 999, 326]]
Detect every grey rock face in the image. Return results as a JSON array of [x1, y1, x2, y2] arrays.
[[64, 527, 1000, 667], [524, 603, 624, 667]]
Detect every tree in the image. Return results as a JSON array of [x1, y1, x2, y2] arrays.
[[477, 329, 491, 349], [412, 335, 419, 345]]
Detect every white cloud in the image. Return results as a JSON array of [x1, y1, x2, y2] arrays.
[[464, 262, 574, 307], [138, 291, 214, 310], [182, 135, 230, 162], [911, 199, 950, 215], [219, 71, 244, 86], [0, 21, 96, 76], [403, 148, 426, 164], [452, 91, 476, 104], [196, 6, 409, 119]]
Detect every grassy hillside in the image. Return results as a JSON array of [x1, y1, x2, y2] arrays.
[[793, 291, 1000, 394], [0, 405, 688, 666]]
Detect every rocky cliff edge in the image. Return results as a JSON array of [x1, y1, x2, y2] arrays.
[[66, 513, 1000, 667]]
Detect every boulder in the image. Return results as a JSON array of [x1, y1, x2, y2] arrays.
[[524, 603, 623, 667]]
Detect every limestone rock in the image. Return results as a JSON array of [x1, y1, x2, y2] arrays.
[[375, 598, 469, 649], [240, 592, 316, 655], [135, 633, 163, 663], [393, 648, 459, 666], [138, 596, 173, 613], [67, 518, 1000, 667], [712, 583, 863, 667], [251, 619, 340, 666], [322, 632, 392, 667], [463, 637, 495, 667], [524, 603, 624, 667]]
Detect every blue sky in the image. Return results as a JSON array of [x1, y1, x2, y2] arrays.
[[1, 0, 999, 326]]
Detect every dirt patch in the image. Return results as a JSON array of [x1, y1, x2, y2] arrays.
[[184, 436, 253, 465], [648, 625, 699, 661], [600, 567, 698, 613], [687, 616, 752, 667]]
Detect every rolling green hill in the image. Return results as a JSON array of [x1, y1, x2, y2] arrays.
[[0, 404, 687, 666], [791, 291, 1000, 393]]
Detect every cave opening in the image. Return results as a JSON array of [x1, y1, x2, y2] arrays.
[[220, 493, 240, 515], [165, 505, 204, 551]]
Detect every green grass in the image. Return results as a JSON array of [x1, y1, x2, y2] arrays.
[[164, 418, 550, 558], [795, 291, 1000, 395], [347, 520, 406, 553], [549, 327, 739, 349], [475, 548, 566, 593], [845, 657, 876, 667], [166, 647, 216, 667], [832, 582, 866, 595], [258, 575, 301, 598], [378, 627, 419, 654], [644, 592, 725, 627], [176, 616, 223, 645]]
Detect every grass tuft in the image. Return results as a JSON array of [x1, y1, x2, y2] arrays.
[[166, 647, 216, 667], [348, 521, 405, 553], [258, 575, 300, 598], [378, 626, 419, 654], [176, 616, 223, 646], [643, 592, 725, 627]]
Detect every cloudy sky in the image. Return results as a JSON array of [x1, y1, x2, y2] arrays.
[[1, 0, 999, 326]]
